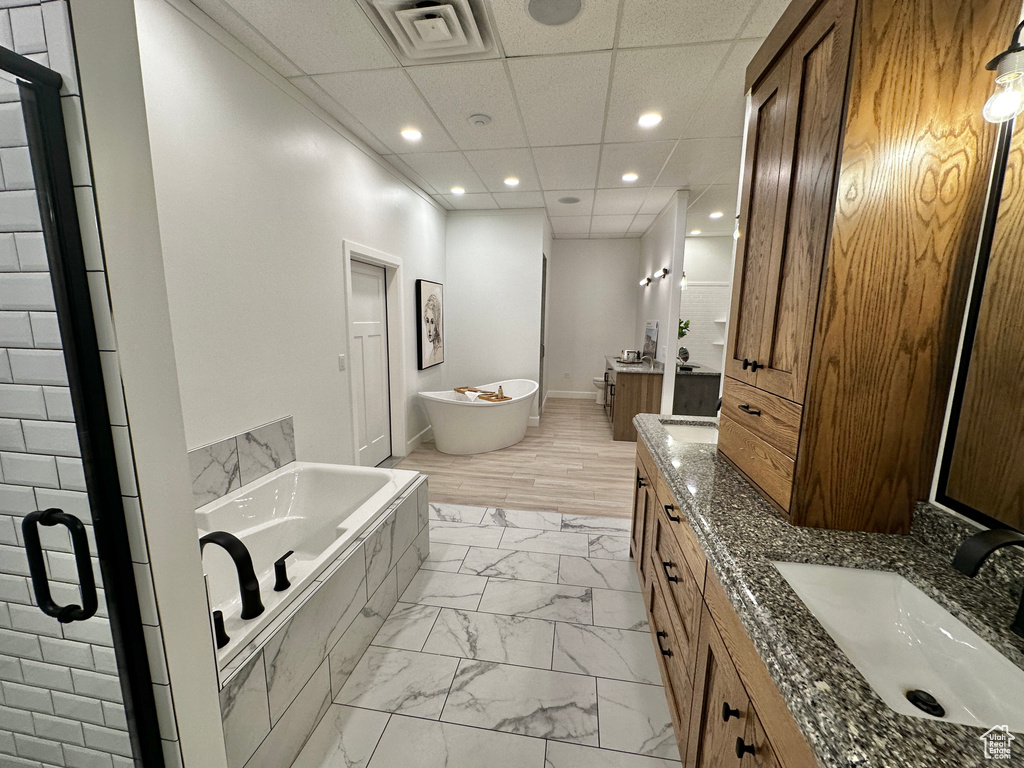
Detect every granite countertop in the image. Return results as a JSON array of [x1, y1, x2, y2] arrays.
[[633, 413, 1024, 768], [675, 365, 720, 377], [605, 355, 665, 374]]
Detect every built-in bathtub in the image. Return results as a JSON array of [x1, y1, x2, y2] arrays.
[[419, 378, 538, 454], [196, 461, 419, 666], [201, 462, 430, 768]]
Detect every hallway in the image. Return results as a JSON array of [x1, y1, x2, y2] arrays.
[[397, 398, 637, 518]]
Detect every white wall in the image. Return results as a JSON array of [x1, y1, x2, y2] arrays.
[[136, 0, 447, 461], [546, 239, 641, 396], [638, 192, 688, 412], [445, 210, 545, 417], [680, 236, 733, 370]]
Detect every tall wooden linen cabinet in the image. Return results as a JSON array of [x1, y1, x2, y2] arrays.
[[719, 0, 1018, 533]]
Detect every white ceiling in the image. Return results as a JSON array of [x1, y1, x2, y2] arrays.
[[188, 0, 791, 238]]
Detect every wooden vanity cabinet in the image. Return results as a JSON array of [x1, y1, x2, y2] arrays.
[[606, 362, 663, 442], [634, 442, 818, 768], [720, 0, 1018, 533]]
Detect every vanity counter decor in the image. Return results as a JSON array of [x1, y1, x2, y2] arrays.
[[633, 414, 1024, 768]]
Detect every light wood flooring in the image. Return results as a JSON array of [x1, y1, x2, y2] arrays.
[[396, 398, 637, 518]]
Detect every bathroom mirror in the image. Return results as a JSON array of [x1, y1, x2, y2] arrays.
[[938, 118, 1024, 532]]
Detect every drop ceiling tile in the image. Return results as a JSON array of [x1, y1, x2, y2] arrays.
[[221, 0, 398, 74], [593, 188, 649, 217], [488, 1, 618, 56], [742, 0, 793, 38], [313, 69, 456, 154], [596, 141, 676, 188], [464, 148, 540, 192], [604, 45, 730, 144], [383, 155, 439, 195], [407, 61, 527, 151], [655, 137, 743, 189], [508, 52, 612, 147], [532, 145, 600, 190], [493, 190, 545, 208], [288, 76, 394, 156], [640, 188, 679, 215], [543, 189, 595, 216], [550, 216, 592, 235], [399, 152, 489, 194], [443, 192, 499, 210], [590, 215, 635, 234], [686, 183, 740, 234], [681, 39, 760, 140], [432, 194, 454, 210], [628, 214, 657, 234], [190, 0, 303, 77], [618, 0, 757, 47]]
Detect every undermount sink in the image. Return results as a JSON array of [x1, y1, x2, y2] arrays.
[[662, 423, 718, 445], [774, 561, 1024, 732]]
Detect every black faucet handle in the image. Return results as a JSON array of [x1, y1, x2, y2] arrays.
[[213, 610, 230, 649], [953, 529, 1024, 577], [274, 550, 294, 592]]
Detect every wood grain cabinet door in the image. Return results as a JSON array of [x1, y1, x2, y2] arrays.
[[687, 605, 751, 768], [630, 455, 648, 570], [726, 50, 793, 385], [740, 709, 783, 768], [754, 0, 856, 404]]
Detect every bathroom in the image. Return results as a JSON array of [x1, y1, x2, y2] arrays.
[[1, 0, 1024, 767]]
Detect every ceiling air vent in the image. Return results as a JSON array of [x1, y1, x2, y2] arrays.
[[362, 0, 496, 63]]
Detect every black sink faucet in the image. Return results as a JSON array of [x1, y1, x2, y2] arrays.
[[200, 531, 265, 620], [952, 529, 1024, 637]]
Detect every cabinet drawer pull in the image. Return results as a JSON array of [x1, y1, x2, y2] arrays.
[[656, 630, 673, 657], [662, 561, 679, 583], [749, 360, 764, 372], [722, 702, 741, 722], [741, 358, 751, 370], [637, 476, 647, 489], [738, 403, 762, 416], [663, 504, 680, 522], [736, 738, 756, 758]]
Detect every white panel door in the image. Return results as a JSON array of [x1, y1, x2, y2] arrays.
[[351, 261, 392, 466]]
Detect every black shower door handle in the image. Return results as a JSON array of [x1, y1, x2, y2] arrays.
[[22, 508, 99, 623]]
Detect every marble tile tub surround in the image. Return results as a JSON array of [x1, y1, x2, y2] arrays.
[[218, 478, 429, 768], [291, 503, 680, 768], [633, 413, 1024, 768], [189, 416, 295, 508]]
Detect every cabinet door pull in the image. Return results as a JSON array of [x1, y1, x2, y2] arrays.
[[662, 561, 679, 583], [736, 738, 756, 758], [663, 504, 680, 522], [741, 358, 751, 370], [722, 702, 741, 722], [738, 404, 762, 416], [637, 476, 647, 489], [749, 360, 764, 372], [656, 630, 673, 657]]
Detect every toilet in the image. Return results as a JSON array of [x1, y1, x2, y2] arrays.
[[592, 376, 605, 404]]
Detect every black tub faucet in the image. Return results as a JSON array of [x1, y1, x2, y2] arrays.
[[200, 531, 265, 620], [952, 528, 1024, 638]]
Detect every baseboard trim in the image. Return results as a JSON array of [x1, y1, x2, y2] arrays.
[[546, 391, 598, 400], [406, 425, 432, 454]]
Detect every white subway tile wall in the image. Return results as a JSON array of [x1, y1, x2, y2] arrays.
[[678, 284, 730, 370], [0, 4, 180, 767]]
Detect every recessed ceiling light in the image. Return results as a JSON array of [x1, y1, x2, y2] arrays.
[[400, 128, 422, 142], [622, 172, 639, 182], [690, 229, 701, 235], [557, 196, 581, 204], [638, 112, 662, 128], [709, 211, 724, 219], [527, 0, 582, 26], [451, 186, 466, 195], [504, 177, 520, 187]]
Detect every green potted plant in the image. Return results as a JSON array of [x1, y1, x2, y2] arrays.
[[678, 319, 691, 363]]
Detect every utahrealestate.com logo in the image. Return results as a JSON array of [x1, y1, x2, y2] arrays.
[[980, 726, 1015, 760]]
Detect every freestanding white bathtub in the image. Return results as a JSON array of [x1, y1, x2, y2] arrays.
[[195, 461, 418, 664], [419, 378, 538, 455]]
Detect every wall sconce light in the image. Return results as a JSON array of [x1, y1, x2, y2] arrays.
[[680, 270, 688, 290], [984, 20, 1024, 123], [655, 268, 670, 279], [639, 277, 652, 287]]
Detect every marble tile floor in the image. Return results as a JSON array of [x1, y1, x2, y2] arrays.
[[291, 503, 680, 768]]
